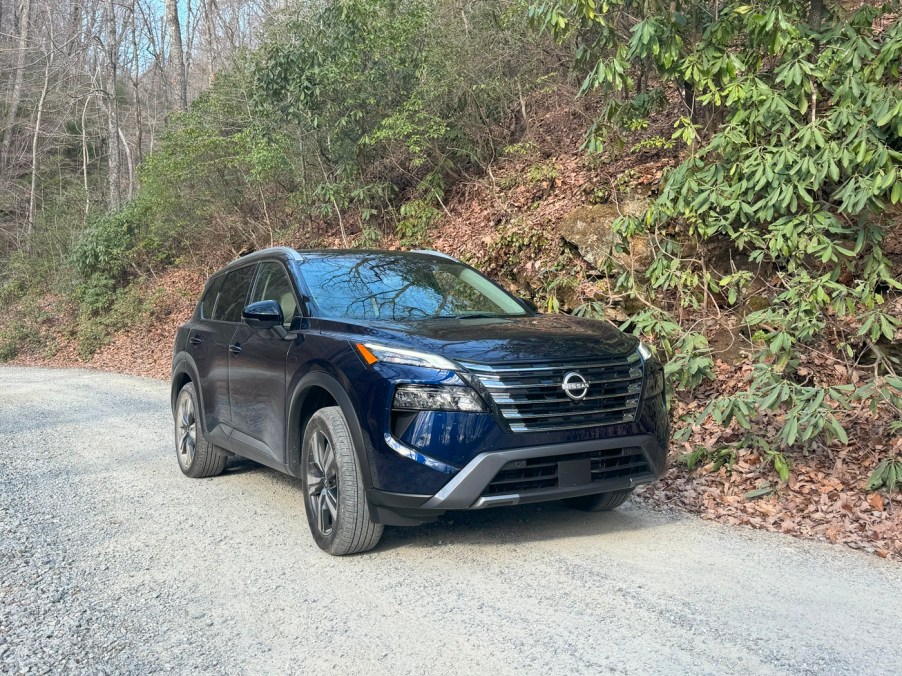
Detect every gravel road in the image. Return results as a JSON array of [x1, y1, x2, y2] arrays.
[[1, 367, 901, 675]]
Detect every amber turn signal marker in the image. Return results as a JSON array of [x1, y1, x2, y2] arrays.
[[356, 343, 378, 365]]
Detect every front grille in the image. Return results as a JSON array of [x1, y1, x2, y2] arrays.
[[461, 353, 644, 432], [482, 447, 650, 496]]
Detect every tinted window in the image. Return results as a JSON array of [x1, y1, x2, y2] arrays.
[[250, 262, 299, 329], [212, 265, 256, 322], [299, 254, 528, 321], [199, 276, 222, 319]]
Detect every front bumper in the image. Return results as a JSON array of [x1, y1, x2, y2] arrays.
[[367, 433, 664, 526]]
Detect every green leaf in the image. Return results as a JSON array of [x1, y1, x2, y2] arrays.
[[867, 460, 888, 490], [744, 485, 776, 500], [773, 454, 790, 482], [785, 418, 799, 446]]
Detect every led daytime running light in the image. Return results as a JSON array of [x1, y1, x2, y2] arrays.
[[357, 343, 457, 371]]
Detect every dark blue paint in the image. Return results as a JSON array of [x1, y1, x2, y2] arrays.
[[171, 247, 670, 521]]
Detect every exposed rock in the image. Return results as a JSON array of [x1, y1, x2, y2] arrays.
[[558, 201, 653, 271]]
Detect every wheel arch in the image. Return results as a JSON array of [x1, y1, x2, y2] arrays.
[[171, 355, 207, 433], [286, 370, 372, 487]]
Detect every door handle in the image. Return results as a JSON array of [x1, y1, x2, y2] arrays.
[[229, 343, 242, 356], [189, 335, 203, 345]]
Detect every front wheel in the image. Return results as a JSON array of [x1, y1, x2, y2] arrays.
[[561, 488, 634, 512], [174, 382, 227, 478], [301, 407, 383, 555]]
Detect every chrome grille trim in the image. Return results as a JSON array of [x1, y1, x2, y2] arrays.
[[498, 403, 638, 419], [460, 353, 645, 433], [463, 360, 639, 373], [477, 371, 642, 389]]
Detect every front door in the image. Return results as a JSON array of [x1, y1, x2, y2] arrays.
[[228, 261, 301, 463]]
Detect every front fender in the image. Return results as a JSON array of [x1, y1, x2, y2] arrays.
[[285, 367, 373, 489]]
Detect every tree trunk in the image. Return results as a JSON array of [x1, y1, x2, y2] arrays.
[[166, 0, 189, 110], [81, 92, 92, 219], [202, 0, 217, 84], [67, 2, 81, 55], [105, 0, 122, 210], [1, 0, 32, 170], [27, 47, 54, 244], [809, 0, 826, 30], [131, 0, 143, 163], [118, 127, 134, 200]]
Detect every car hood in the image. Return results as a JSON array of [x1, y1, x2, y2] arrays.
[[322, 313, 639, 364]]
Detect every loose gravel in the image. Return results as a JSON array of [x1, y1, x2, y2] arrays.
[[1, 366, 901, 675]]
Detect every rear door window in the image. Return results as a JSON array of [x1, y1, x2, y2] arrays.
[[199, 276, 223, 320], [212, 265, 256, 323]]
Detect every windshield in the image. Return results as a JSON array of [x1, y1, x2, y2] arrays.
[[297, 254, 529, 321]]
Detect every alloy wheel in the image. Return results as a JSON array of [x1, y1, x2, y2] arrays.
[[306, 430, 339, 536], [176, 394, 197, 468]]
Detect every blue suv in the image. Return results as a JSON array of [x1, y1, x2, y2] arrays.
[[171, 247, 669, 554]]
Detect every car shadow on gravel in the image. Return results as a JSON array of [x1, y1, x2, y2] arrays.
[[221, 457, 270, 475], [375, 502, 670, 551], [222, 456, 671, 551]]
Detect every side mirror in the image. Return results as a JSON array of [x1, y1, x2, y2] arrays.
[[519, 297, 538, 313], [242, 300, 283, 330]]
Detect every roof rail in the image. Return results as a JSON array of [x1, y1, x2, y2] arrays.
[[411, 249, 459, 261]]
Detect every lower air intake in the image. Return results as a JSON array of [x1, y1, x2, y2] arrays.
[[481, 447, 650, 496]]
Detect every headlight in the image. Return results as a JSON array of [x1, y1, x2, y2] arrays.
[[393, 384, 486, 412], [637, 342, 653, 361], [356, 342, 457, 371]]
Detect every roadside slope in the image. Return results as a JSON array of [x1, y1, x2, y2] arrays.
[[2, 367, 900, 675]]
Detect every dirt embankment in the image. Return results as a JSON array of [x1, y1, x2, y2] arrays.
[[12, 268, 206, 380], [9, 97, 902, 561]]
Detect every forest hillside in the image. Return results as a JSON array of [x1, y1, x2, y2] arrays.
[[1, 0, 901, 557]]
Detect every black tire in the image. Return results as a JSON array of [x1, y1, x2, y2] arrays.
[[562, 488, 634, 512], [174, 382, 227, 479], [301, 406, 383, 556]]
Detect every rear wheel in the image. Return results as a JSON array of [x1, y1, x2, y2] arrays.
[[301, 407, 383, 555], [174, 382, 227, 478], [561, 488, 633, 512]]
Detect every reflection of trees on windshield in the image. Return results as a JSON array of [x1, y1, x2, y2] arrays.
[[299, 255, 522, 321]]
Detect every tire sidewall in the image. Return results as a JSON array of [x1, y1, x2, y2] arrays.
[[174, 382, 225, 478], [174, 385, 199, 474], [301, 413, 341, 552]]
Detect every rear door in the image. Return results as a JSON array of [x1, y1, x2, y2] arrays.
[[186, 275, 224, 430], [228, 260, 301, 463], [202, 263, 256, 433]]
